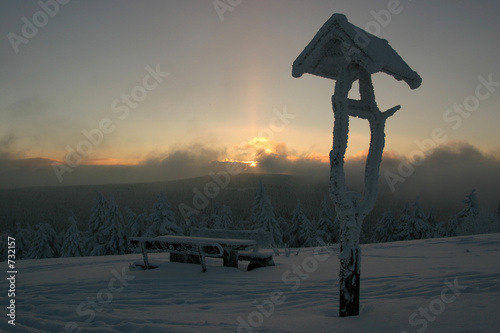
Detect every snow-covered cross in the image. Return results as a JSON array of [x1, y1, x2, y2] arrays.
[[292, 13, 421, 317]]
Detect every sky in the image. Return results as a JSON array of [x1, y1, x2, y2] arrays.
[[0, 0, 499, 203]]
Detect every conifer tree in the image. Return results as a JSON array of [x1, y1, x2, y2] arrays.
[[197, 214, 210, 229], [496, 200, 500, 232], [373, 208, 398, 243], [455, 190, 480, 236], [316, 196, 337, 244], [219, 204, 235, 230], [145, 193, 182, 237], [411, 197, 432, 239], [397, 198, 431, 240], [208, 203, 224, 229], [125, 207, 147, 238], [289, 200, 314, 247], [61, 214, 83, 257], [300, 215, 317, 247], [397, 202, 413, 240], [28, 223, 59, 259], [0, 233, 7, 262], [446, 215, 459, 237], [83, 191, 109, 256], [249, 181, 282, 247], [14, 222, 33, 259], [288, 200, 303, 247], [103, 195, 128, 255], [427, 208, 439, 237]]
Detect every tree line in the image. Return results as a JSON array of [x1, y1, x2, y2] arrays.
[[1, 184, 499, 260]]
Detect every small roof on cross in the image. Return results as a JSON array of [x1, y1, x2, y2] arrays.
[[292, 14, 422, 89]]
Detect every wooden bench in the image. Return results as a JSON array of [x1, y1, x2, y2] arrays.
[[190, 229, 275, 271], [128, 235, 255, 272]]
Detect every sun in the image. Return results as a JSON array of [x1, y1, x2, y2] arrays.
[[250, 162, 257, 167]]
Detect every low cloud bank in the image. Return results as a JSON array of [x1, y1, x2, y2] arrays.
[[0, 141, 498, 211]]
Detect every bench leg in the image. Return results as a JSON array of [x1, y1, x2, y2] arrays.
[[140, 241, 150, 270], [198, 246, 207, 273], [223, 250, 238, 268]]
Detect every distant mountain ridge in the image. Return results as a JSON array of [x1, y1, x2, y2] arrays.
[[0, 172, 472, 234], [0, 174, 334, 232]]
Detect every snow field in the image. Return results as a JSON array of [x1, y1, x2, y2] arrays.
[[2, 233, 499, 332]]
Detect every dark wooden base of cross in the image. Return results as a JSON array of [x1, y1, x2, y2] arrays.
[[339, 247, 360, 317]]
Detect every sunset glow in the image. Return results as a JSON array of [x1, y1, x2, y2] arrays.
[[1, 1, 499, 189]]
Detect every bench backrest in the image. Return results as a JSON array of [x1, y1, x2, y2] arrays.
[[190, 228, 273, 248]]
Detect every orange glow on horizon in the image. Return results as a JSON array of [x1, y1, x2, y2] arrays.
[[80, 158, 141, 166]]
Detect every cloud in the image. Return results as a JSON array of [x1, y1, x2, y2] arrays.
[[0, 140, 498, 213], [0, 95, 77, 158], [139, 143, 228, 181], [0, 142, 231, 188], [247, 139, 500, 211], [389, 141, 500, 210]]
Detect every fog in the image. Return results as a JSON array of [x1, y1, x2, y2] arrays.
[[0, 141, 498, 211]]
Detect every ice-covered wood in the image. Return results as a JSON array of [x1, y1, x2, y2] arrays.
[[190, 228, 273, 248], [292, 13, 422, 90], [292, 13, 421, 318]]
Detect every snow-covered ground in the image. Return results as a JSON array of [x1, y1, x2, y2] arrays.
[[3, 233, 500, 333]]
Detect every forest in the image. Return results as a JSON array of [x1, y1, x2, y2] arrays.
[[1, 180, 498, 261]]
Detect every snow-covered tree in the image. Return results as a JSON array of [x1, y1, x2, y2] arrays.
[[398, 198, 432, 240], [373, 208, 398, 243], [300, 215, 317, 247], [61, 214, 83, 257], [427, 208, 439, 238], [14, 222, 34, 259], [28, 223, 60, 259], [288, 200, 315, 247], [249, 181, 282, 247], [496, 200, 500, 231], [208, 203, 227, 229], [276, 216, 288, 244], [125, 207, 147, 238], [397, 198, 432, 240], [455, 190, 480, 236], [196, 214, 210, 229], [397, 203, 413, 240], [0, 234, 7, 262], [288, 200, 303, 247], [218, 204, 235, 230], [102, 195, 128, 255], [434, 221, 447, 238], [412, 197, 432, 239], [82, 192, 128, 256], [144, 193, 182, 237], [446, 215, 460, 237], [316, 196, 337, 244], [478, 210, 499, 234], [83, 191, 109, 256]]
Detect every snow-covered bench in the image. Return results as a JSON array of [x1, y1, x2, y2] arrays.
[[190, 229, 275, 271], [128, 235, 255, 272]]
